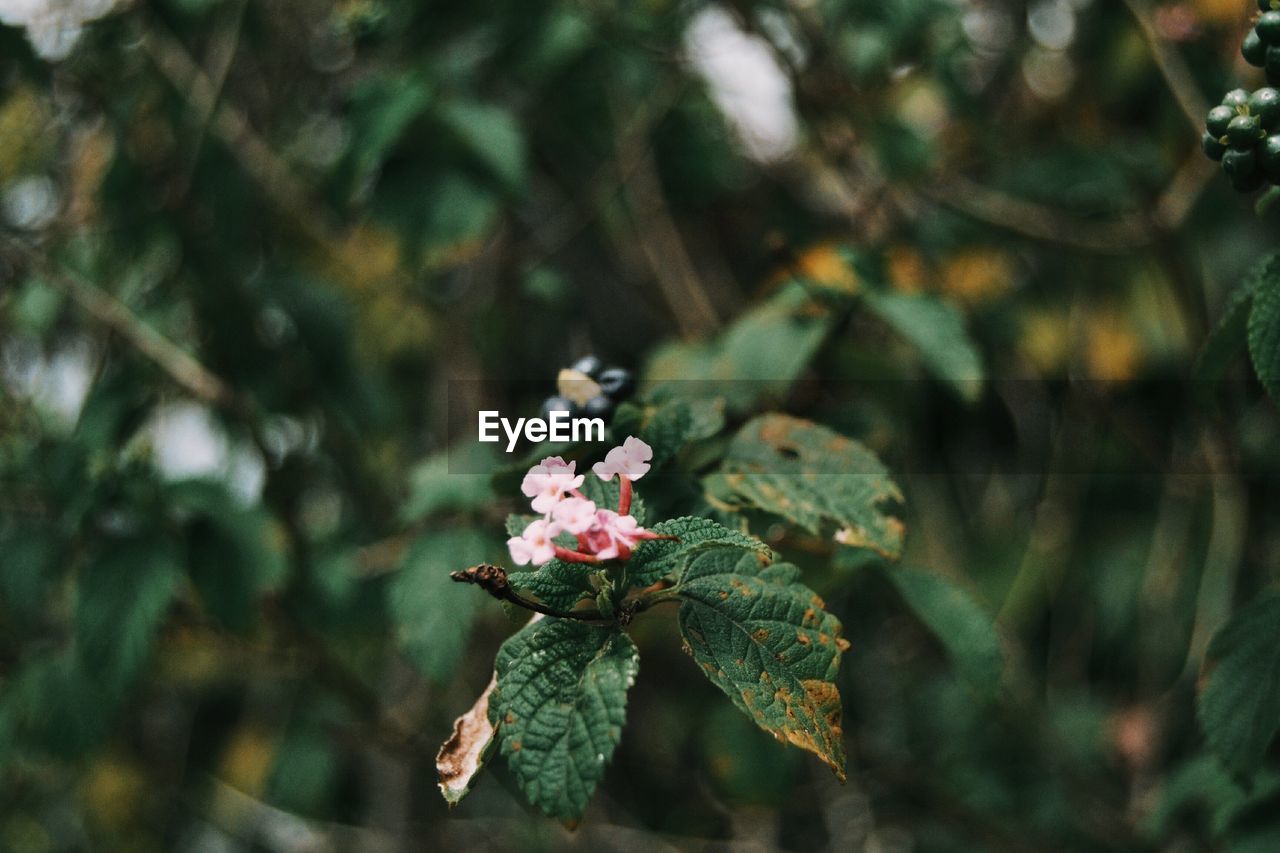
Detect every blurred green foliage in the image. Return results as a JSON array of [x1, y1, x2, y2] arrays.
[[2, 0, 1280, 850]]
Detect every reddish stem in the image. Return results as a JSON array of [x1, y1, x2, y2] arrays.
[[554, 545, 602, 565], [618, 476, 633, 516]]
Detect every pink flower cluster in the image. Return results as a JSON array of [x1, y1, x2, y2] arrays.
[[507, 437, 657, 567]]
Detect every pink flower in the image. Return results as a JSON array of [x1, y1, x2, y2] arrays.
[[521, 456, 585, 513], [581, 509, 644, 560], [592, 436, 653, 482], [550, 497, 598, 535], [507, 518, 562, 567]]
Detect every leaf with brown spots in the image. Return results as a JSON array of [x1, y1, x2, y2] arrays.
[[675, 547, 849, 779], [490, 617, 639, 822], [718, 414, 904, 559]]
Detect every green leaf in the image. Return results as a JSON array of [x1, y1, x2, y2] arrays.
[[436, 100, 527, 191], [579, 475, 647, 525], [1248, 266, 1280, 403], [1199, 591, 1280, 773], [718, 414, 904, 558], [880, 566, 1003, 696], [508, 559, 597, 611], [170, 480, 288, 633], [0, 521, 62, 630], [402, 446, 495, 523], [612, 397, 724, 470], [343, 72, 433, 190], [1195, 277, 1260, 391], [0, 650, 116, 761], [626, 516, 771, 588], [75, 536, 181, 695], [645, 283, 833, 415], [676, 547, 848, 779], [491, 618, 639, 822], [391, 528, 489, 683], [862, 291, 984, 403]]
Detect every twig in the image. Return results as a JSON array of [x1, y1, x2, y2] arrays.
[[141, 17, 336, 247], [3, 238, 239, 409], [921, 176, 1155, 254], [451, 564, 615, 624], [181, 0, 249, 176], [612, 105, 722, 339], [1120, 0, 1210, 131]]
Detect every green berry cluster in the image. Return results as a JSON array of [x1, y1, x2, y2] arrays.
[[1204, 3, 1280, 191], [1244, 2, 1280, 82], [1203, 87, 1280, 192]]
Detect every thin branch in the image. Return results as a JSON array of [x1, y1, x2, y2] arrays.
[[451, 564, 615, 624], [3, 238, 239, 408], [920, 176, 1155, 254], [1120, 0, 1210, 131], [141, 17, 337, 247]]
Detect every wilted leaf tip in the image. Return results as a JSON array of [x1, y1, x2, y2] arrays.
[[437, 674, 498, 806]]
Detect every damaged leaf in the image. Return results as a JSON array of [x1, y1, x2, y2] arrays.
[[675, 547, 849, 779], [437, 673, 499, 806], [718, 414, 904, 558]]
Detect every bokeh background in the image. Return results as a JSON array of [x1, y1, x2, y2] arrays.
[[3, 0, 1280, 850]]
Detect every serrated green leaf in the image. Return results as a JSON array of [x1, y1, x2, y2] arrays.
[[881, 566, 1003, 695], [626, 516, 771, 588], [718, 414, 904, 558], [75, 536, 181, 695], [1248, 267, 1280, 403], [611, 397, 723, 470], [506, 513, 538, 538], [508, 559, 597, 611], [1199, 591, 1280, 774], [676, 547, 848, 779], [863, 290, 984, 402], [1195, 277, 1260, 392], [391, 528, 489, 683], [579, 475, 647, 525], [491, 618, 639, 821]]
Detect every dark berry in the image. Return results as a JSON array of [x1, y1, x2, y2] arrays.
[[1260, 12, 1280, 46], [1203, 132, 1228, 162], [568, 355, 604, 379], [1206, 105, 1236, 137], [542, 395, 580, 420], [1228, 114, 1262, 148], [597, 367, 635, 400], [1230, 168, 1266, 192], [1246, 29, 1267, 67], [1261, 135, 1280, 180], [1223, 88, 1251, 110], [582, 395, 614, 418], [1251, 88, 1280, 130], [1268, 48, 1280, 86], [1223, 147, 1260, 183]]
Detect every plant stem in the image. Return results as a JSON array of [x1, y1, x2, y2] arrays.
[[450, 564, 614, 624]]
